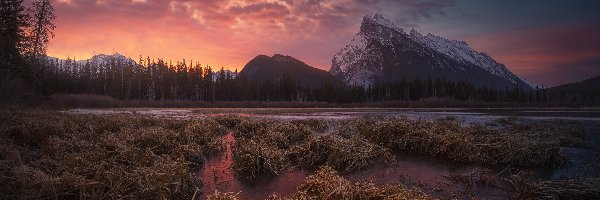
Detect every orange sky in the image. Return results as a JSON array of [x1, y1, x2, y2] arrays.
[[47, 0, 364, 72], [45, 0, 600, 86]]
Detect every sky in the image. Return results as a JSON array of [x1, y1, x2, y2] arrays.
[[42, 0, 600, 87]]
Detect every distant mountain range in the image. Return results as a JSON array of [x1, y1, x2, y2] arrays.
[[547, 75, 600, 97], [48, 14, 547, 91], [46, 53, 237, 79], [47, 53, 136, 66], [238, 54, 338, 87], [330, 14, 537, 90]]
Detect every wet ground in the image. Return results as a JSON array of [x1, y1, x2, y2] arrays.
[[64, 108, 600, 199], [64, 107, 600, 122]]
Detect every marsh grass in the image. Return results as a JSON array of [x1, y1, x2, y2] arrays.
[[0, 110, 226, 199], [272, 166, 430, 200], [1, 110, 593, 199], [232, 119, 312, 181], [289, 135, 395, 172], [232, 119, 393, 181], [335, 116, 586, 167]]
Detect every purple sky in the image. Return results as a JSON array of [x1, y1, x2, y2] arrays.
[[44, 0, 600, 86]]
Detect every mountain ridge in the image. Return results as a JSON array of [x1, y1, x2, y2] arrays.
[[547, 75, 600, 97], [238, 54, 338, 87], [330, 13, 536, 90]]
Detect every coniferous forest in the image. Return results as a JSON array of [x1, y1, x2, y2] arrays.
[[36, 56, 548, 103], [1, 0, 598, 106]]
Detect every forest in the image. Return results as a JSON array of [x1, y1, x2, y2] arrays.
[[1, 0, 597, 106], [36, 56, 548, 104]]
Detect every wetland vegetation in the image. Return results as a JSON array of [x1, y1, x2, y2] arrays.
[[1, 109, 599, 199]]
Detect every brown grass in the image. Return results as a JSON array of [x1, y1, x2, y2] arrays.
[[290, 135, 395, 172], [231, 118, 393, 181], [272, 166, 430, 200], [335, 116, 586, 167], [231, 119, 313, 181], [0, 110, 226, 199]]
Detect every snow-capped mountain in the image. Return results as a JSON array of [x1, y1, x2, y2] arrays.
[[211, 69, 238, 81], [331, 14, 536, 90], [46, 53, 136, 66]]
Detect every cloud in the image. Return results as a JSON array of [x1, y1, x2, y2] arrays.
[[44, 0, 457, 71], [46, 0, 600, 87]]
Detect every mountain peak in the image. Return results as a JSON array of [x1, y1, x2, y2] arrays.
[[240, 54, 337, 86], [361, 13, 404, 34], [332, 14, 535, 89]]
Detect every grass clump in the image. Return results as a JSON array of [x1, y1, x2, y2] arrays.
[[232, 119, 309, 181], [290, 135, 395, 172], [214, 114, 245, 129], [290, 118, 330, 132], [232, 139, 289, 181], [276, 166, 430, 200], [0, 110, 226, 199], [336, 116, 586, 167]]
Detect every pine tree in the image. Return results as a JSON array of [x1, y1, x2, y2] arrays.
[[27, 0, 55, 57], [0, 0, 29, 77]]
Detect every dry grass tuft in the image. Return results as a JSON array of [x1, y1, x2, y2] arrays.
[[290, 118, 330, 132], [214, 114, 245, 129], [275, 166, 430, 200], [336, 116, 586, 167], [232, 118, 394, 181], [232, 139, 289, 181], [0, 110, 226, 199], [290, 135, 395, 172]]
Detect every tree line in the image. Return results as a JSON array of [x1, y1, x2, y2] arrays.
[[1, 0, 597, 105], [1, 0, 55, 101], [37, 55, 551, 103]]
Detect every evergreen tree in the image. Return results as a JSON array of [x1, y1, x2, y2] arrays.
[[0, 0, 29, 77], [27, 0, 55, 57]]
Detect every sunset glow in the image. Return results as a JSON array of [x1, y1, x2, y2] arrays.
[[45, 0, 600, 86]]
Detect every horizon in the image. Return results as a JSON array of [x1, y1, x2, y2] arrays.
[[42, 0, 600, 87]]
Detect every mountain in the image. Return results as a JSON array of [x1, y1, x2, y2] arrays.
[[238, 54, 338, 86], [547, 75, 600, 97], [46, 53, 136, 66], [211, 69, 238, 81], [330, 14, 535, 90]]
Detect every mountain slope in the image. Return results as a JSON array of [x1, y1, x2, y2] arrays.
[[330, 14, 535, 90], [547, 75, 600, 97], [239, 54, 338, 86]]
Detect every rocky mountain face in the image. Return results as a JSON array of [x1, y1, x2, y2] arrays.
[[239, 54, 338, 87], [331, 14, 535, 90]]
